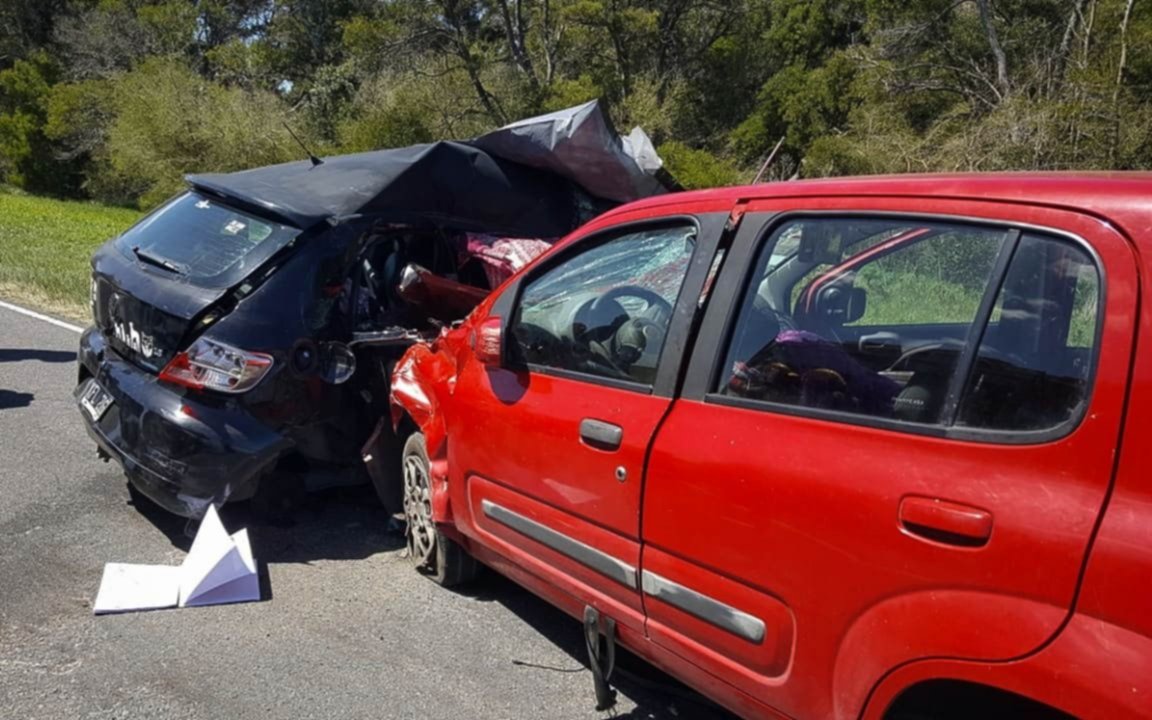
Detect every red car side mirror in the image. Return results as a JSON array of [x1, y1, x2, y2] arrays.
[[472, 317, 503, 366]]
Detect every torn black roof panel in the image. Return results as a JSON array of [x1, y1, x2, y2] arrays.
[[469, 99, 669, 204], [185, 100, 674, 237], [186, 141, 583, 236]]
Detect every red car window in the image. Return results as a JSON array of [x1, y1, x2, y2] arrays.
[[956, 233, 1100, 431], [510, 223, 697, 386], [718, 215, 1101, 437]]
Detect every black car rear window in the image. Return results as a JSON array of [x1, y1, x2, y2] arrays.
[[114, 192, 299, 287]]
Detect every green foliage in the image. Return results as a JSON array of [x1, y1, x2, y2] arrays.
[[0, 112, 36, 181], [338, 78, 435, 151], [204, 39, 282, 90], [293, 61, 361, 142], [0, 51, 84, 195], [44, 79, 115, 160], [762, 0, 865, 67], [3, 0, 1152, 210], [0, 0, 67, 67], [543, 76, 602, 113], [658, 141, 742, 189], [2, 0, 1150, 324], [0, 54, 54, 185], [732, 53, 858, 165], [101, 58, 304, 208], [135, 2, 200, 56], [853, 269, 985, 326]]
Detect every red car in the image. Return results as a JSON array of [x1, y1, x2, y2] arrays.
[[388, 174, 1151, 719]]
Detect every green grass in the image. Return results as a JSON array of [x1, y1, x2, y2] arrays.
[[0, 189, 141, 321]]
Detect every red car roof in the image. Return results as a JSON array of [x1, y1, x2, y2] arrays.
[[613, 173, 1152, 242]]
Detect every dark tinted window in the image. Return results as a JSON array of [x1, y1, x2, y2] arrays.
[[956, 234, 1100, 431], [511, 224, 696, 386], [719, 218, 1008, 424], [115, 192, 298, 288]]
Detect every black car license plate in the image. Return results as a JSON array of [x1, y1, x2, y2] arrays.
[[80, 380, 114, 422]]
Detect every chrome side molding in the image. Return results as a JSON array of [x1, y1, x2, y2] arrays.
[[480, 500, 766, 645], [641, 570, 766, 645], [481, 500, 638, 589]]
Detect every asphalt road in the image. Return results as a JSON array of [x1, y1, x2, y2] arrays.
[[0, 305, 734, 720]]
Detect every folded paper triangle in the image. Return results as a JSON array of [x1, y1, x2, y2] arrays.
[[93, 505, 260, 614], [178, 508, 259, 606]]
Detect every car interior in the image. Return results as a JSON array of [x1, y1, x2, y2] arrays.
[[352, 226, 493, 332], [721, 221, 1099, 432], [515, 284, 680, 385], [511, 226, 695, 386]]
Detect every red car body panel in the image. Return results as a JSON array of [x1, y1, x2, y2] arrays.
[[390, 174, 1152, 719], [860, 611, 1152, 720]]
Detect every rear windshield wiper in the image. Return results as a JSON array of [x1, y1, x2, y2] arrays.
[[132, 246, 188, 275]]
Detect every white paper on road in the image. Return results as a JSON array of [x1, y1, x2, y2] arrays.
[[93, 505, 260, 615], [178, 507, 259, 607], [93, 563, 181, 614]]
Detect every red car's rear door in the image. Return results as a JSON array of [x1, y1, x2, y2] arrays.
[[448, 205, 729, 637], [639, 197, 1137, 719]]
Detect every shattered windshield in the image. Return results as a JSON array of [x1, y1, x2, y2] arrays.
[[114, 192, 299, 288], [524, 226, 696, 313]]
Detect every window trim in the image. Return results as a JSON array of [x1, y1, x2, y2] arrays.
[[500, 214, 725, 396], [690, 210, 1106, 446], [937, 228, 1022, 424]]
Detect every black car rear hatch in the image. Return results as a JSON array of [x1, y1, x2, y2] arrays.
[[91, 191, 300, 373]]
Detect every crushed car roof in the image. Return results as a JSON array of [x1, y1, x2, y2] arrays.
[[186, 101, 674, 237]]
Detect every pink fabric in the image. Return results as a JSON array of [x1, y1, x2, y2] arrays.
[[460, 234, 554, 288]]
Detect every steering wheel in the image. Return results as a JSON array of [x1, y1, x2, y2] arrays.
[[577, 286, 673, 379], [609, 316, 667, 367], [588, 285, 674, 326], [887, 339, 965, 374], [887, 339, 1028, 375]]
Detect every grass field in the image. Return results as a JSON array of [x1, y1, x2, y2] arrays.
[[0, 189, 141, 322]]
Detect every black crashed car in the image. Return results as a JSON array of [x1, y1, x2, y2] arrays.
[[75, 101, 674, 518]]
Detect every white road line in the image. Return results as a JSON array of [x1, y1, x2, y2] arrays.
[[0, 299, 84, 334]]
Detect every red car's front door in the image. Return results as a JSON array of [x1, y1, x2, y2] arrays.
[[448, 207, 728, 637], [640, 198, 1137, 719]]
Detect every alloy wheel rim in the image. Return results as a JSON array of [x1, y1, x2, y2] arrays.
[[403, 453, 436, 567]]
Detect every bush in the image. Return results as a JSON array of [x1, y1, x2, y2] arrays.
[[337, 77, 435, 152], [658, 141, 743, 190], [100, 58, 305, 208]]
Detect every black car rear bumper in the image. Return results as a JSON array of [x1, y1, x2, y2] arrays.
[[76, 327, 289, 518]]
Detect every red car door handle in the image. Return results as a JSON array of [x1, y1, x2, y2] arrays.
[[899, 496, 993, 547]]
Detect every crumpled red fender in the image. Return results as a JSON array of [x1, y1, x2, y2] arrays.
[[389, 337, 461, 523]]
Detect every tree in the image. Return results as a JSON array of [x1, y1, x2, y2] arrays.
[[0, 0, 69, 70], [4, 0, 1151, 205], [0, 51, 85, 194]]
